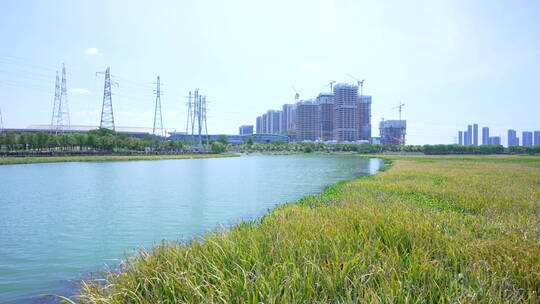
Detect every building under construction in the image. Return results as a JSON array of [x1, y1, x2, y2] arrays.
[[317, 93, 334, 141], [253, 82, 374, 143], [379, 120, 407, 145], [357, 95, 371, 140], [333, 83, 359, 142]]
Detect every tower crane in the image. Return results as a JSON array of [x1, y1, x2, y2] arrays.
[[391, 103, 406, 146], [347, 74, 365, 97], [325, 80, 336, 92], [292, 86, 300, 102]]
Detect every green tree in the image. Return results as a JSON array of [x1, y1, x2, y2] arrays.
[[217, 135, 229, 145], [246, 135, 254, 146], [211, 141, 226, 153]]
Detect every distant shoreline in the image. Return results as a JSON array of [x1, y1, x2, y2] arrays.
[[0, 153, 239, 165]]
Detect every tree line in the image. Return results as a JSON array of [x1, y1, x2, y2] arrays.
[[0, 129, 188, 153], [1, 129, 539, 155]]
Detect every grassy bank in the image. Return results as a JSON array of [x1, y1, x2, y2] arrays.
[[0, 153, 239, 165], [74, 155, 539, 303]]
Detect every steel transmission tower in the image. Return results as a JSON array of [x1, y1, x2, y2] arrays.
[[59, 64, 70, 131], [50, 70, 60, 130], [50, 64, 71, 134], [152, 76, 165, 137], [185, 89, 208, 149], [98, 67, 116, 131]]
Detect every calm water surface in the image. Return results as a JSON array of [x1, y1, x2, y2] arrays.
[[0, 155, 381, 303]]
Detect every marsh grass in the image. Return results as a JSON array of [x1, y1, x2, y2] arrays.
[[75, 155, 540, 303], [0, 153, 238, 165]]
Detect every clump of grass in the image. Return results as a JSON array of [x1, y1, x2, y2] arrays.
[[0, 153, 238, 165], [74, 155, 540, 303]]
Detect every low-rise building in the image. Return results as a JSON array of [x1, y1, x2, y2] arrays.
[[239, 125, 253, 135]]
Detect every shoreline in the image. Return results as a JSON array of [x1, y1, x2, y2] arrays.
[[0, 153, 240, 165]]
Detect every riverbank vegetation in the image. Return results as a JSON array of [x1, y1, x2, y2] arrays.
[[235, 141, 540, 154], [0, 153, 238, 165], [0, 128, 189, 153], [73, 155, 540, 303], [3, 130, 540, 156]]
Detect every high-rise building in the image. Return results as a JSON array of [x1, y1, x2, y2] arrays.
[[508, 129, 519, 147], [261, 113, 268, 134], [465, 125, 472, 145], [281, 104, 296, 135], [380, 120, 406, 145], [317, 93, 334, 141], [255, 116, 262, 134], [458, 131, 463, 145], [522, 131, 533, 146], [268, 110, 281, 134], [482, 127, 489, 145], [534, 131, 540, 146], [357, 95, 372, 140], [296, 100, 321, 141], [473, 124, 478, 145], [333, 83, 359, 142], [488, 136, 501, 145], [239, 125, 253, 135]]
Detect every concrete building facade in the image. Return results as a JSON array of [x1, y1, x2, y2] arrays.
[[295, 100, 321, 141], [333, 83, 359, 142], [535, 131, 540, 146], [473, 124, 479, 145], [380, 120, 407, 145], [488, 136, 501, 145], [482, 127, 489, 145], [464, 125, 473, 145], [357, 95, 372, 140], [508, 129, 519, 147], [255, 116, 262, 134], [317, 93, 334, 141], [239, 125, 253, 135], [281, 104, 296, 135], [522, 131, 533, 146]]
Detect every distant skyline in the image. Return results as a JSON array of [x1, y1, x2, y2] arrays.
[[1, 0, 539, 145]]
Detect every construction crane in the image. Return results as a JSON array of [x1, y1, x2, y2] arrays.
[[392, 103, 406, 145], [347, 74, 365, 97], [392, 103, 405, 124], [292, 86, 300, 102], [324, 80, 336, 92]]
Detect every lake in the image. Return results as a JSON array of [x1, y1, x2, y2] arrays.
[[0, 155, 382, 303]]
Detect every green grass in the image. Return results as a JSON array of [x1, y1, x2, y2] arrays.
[[73, 155, 540, 303], [0, 153, 239, 165]]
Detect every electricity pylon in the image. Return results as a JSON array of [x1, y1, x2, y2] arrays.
[[50, 70, 60, 131], [59, 63, 70, 132], [50, 64, 71, 134], [97, 67, 116, 131], [152, 76, 165, 137], [185, 89, 208, 149]]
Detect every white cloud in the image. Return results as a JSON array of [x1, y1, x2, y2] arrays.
[[69, 88, 91, 95], [85, 48, 101, 55]]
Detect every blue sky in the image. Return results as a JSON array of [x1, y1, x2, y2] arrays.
[[0, 0, 539, 144]]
